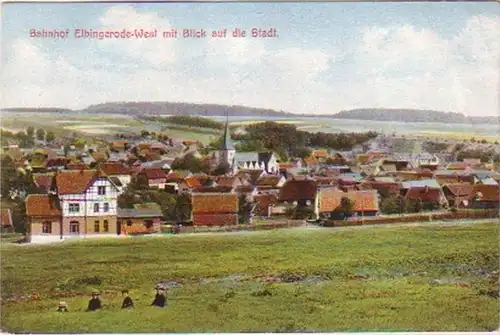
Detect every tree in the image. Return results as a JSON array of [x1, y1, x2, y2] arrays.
[[291, 147, 312, 159], [130, 174, 150, 191], [238, 194, 253, 224], [171, 153, 207, 174], [140, 130, 150, 138], [174, 193, 192, 222], [213, 162, 231, 176], [46, 131, 55, 143], [339, 197, 355, 220], [36, 128, 46, 141], [380, 196, 400, 214], [26, 127, 34, 138], [1, 155, 20, 199]]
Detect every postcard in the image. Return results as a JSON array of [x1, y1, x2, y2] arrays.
[[1, 1, 499, 334]]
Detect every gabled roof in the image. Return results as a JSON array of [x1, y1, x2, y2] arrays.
[[192, 193, 238, 213], [442, 183, 474, 197], [66, 163, 89, 170], [55, 170, 101, 195], [33, 173, 55, 192], [279, 179, 317, 202], [100, 163, 131, 176], [236, 169, 266, 184], [216, 176, 242, 188], [26, 194, 62, 217], [183, 176, 203, 189], [140, 168, 167, 180], [256, 175, 283, 187], [318, 188, 379, 213], [404, 187, 444, 203]]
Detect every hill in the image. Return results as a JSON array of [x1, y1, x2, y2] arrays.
[[83, 101, 293, 117], [332, 108, 498, 124], [2, 104, 497, 125]]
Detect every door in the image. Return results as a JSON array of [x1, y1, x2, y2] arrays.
[[116, 220, 122, 235]]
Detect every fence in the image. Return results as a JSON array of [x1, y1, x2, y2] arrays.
[[162, 220, 304, 234], [323, 209, 499, 227]]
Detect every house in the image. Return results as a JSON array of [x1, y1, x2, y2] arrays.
[[402, 186, 449, 210], [216, 176, 243, 190], [278, 179, 317, 207], [442, 184, 474, 208], [236, 169, 267, 185], [315, 188, 379, 219], [177, 176, 208, 193], [99, 163, 132, 190], [191, 193, 239, 226], [311, 150, 328, 162], [1, 209, 13, 231], [255, 175, 286, 190], [415, 153, 439, 170], [25, 195, 62, 241], [254, 193, 279, 217], [358, 181, 401, 198], [466, 184, 500, 209], [138, 168, 168, 189], [117, 203, 163, 234], [26, 170, 122, 243], [33, 173, 56, 193]]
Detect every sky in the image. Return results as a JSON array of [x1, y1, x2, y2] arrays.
[[1, 2, 499, 116]]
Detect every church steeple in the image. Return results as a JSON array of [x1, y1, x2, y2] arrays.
[[220, 111, 235, 151]]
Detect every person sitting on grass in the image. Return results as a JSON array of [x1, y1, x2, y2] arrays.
[[57, 301, 68, 312], [86, 291, 102, 312], [151, 286, 167, 308], [121, 289, 134, 309]]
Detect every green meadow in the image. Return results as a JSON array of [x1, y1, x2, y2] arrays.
[[1, 221, 498, 333]]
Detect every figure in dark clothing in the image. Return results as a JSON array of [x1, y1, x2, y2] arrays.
[[151, 286, 167, 308], [87, 292, 102, 312], [121, 290, 134, 309], [57, 301, 68, 312]]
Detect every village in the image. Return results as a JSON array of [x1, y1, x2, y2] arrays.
[[1, 116, 499, 244]]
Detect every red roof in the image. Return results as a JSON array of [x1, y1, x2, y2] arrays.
[[55, 170, 98, 195], [254, 194, 278, 215], [318, 189, 379, 213], [45, 157, 70, 168], [279, 179, 317, 202], [404, 187, 443, 203], [100, 163, 131, 176], [192, 194, 238, 213], [442, 183, 474, 197], [469, 184, 500, 202], [141, 168, 167, 180], [33, 173, 55, 192], [256, 175, 282, 187], [26, 195, 62, 217]]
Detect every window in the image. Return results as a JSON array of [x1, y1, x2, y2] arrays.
[[68, 203, 80, 213], [98, 186, 106, 195], [127, 220, 133, 226], [103, 220, 109, 232], [103, 203, 109, 213], [42, 221, 52, 234], [145, 220, 153, 229], [93, 203, 99, 213], [94, 221, 100, 233], [70, 221, 79, 234]]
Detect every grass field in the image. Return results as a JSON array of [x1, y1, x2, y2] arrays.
[[1, 221, 498, 333]]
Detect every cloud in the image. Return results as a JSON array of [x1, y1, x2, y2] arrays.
[[1, 6, 499, 117]]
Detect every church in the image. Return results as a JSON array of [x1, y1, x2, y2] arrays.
[[216, 115, 279, 175]]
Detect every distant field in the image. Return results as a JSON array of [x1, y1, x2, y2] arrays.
[[1, 221, 498, 333], [1, 112, 498, 143]]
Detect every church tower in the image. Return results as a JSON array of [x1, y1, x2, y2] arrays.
[[219, 112, 236, 169]]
